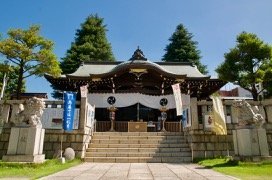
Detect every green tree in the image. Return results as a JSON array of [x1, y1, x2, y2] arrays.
[[262, 63, 272, 98], [162, 24, 208, 74], [0, 63, 26, 99], [0, 25, 61, 99], [61, 14, 115, 74], [216, 32, 272, 101]]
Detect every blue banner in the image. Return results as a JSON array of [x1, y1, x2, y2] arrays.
[[182, 109, 187, 128], [63, 92, 77, 131]]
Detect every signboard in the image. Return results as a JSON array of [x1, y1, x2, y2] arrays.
[[86, 104, 95, 127], [205, 114, 214, 128], [63, 92, 77, 131], [80, 85, 88, 98], [41, 108, 79, 129]]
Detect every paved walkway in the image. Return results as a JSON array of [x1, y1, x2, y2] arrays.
[[41, 163, 238, 180]]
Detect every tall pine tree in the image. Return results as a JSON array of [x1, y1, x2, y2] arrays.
[[61, 14, 115, 74], [52, 14, 115, 99], [0, 25, 61, 99], [162, 24, 208, 74]]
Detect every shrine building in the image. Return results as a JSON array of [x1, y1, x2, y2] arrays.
[[45, 48, 226, 132]]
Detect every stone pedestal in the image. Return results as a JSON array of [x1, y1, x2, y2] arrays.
[[233, 128, 269, 159], [3, 127, 45, 163]]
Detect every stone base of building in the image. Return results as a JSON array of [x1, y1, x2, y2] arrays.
[[2, 154, 45, 163], [234, 155, 272, 162]]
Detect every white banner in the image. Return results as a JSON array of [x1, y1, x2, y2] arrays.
[[211, 96, 227, 135], [171, 83, 183, 116]]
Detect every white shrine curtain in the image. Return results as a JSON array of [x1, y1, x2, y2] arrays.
[[88, 93, 190, 109]]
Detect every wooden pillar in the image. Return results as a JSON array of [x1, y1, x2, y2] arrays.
[[190, 97, 198, 129], [79, 96, 88, 130]]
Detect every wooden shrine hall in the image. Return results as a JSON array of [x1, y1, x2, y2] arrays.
[[45, 48, 226, 132]]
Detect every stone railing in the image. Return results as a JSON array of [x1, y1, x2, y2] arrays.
[[185, 98, 272, 159], [0, 96, 95, 159]]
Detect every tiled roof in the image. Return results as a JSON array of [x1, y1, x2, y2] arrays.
[[67, 60, 208, 78]]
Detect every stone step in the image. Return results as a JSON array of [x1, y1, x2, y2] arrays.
[[89, 143, 189, 148], [87, 147, 191, 153], [84, 156, 192, 163], [86, 132, 190, 163], [93, 132, 184, 136], [92, 135, 186, 140], [86, 151, 192, 157], [91, 139, 187, 144]]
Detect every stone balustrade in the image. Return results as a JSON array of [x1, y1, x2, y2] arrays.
[[185, 98, 272, 159], [0, 96, 94, 159], [1, 97, 272, 160]]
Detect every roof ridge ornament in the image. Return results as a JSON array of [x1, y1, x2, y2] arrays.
[[129, 46, 147, 61]]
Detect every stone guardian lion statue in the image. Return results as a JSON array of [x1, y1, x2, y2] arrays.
[[232, 99, 265, 128], [16, 97, 45, 127]]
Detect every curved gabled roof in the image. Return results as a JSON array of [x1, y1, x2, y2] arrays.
[[68, 61, 120, 77], [44, 48, 226, 98], [66, 60, 209, 79]]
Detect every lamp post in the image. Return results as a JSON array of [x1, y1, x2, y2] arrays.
[[107, 96, 117, 131], [160, 107, 168, 132], [108, 106, 117, 131], [159, 98, 168, 132]]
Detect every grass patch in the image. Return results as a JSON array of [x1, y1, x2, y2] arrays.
[[197, 157, 272, 180], [0, 158, 82, 179]]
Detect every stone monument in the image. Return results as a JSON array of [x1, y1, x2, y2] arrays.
[[3, 97, 46, 163], [232, 100, 269, 161]]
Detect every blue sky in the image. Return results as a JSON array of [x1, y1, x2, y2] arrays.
[[1, 0, 272, 99]]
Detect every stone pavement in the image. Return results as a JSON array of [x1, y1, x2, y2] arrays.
[[41, 163, 239, 180]]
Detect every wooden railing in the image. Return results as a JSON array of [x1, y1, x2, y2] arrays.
[[115, 121, 128, 132], [95, 121, 128, 132], [95, 121, 182, 132], [96, 121, 110, 132]]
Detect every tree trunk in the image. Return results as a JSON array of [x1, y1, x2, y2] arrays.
[[251, 85, 258, 101], [252, 92, 258, 101], [16, 65, 24, 99]]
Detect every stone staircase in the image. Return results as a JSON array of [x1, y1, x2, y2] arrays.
[[84, 132, 192, 163]]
